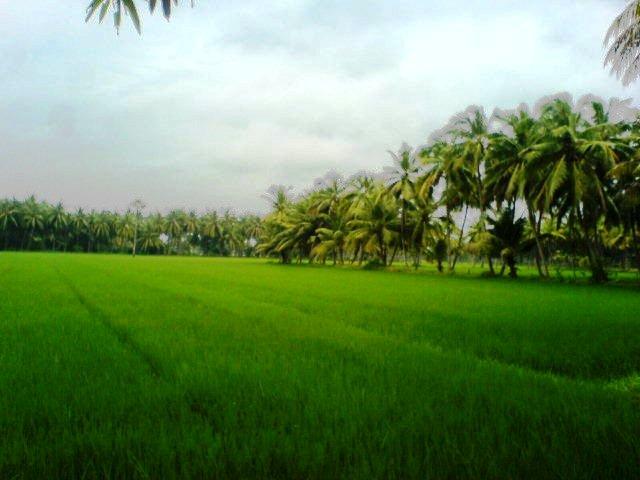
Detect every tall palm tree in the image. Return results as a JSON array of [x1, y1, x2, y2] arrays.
[[455, 108, 496, 273], [21, 197, 45, 250], [115, 213, 136, 252], [610, 127, 640, 272], [406, 186, 440, 268], [0, 200, 18, 250], [165, 209, 186, 254], [90, 212, 113, 252], [138, 218, 164, 253], [258, 186, 296, 262], [384, 143, 421, 265], [70, 208, 90, 252], [48, 203, 69, 251], [184, 210, 200, 253], [487, 110, 549, 277], [129, 199, 146, 257], [527, 100, 625, 281], [347, 188, 399, 266], [420, 141, 472, 271]]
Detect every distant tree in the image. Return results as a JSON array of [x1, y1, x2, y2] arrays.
[[48, 203, 69, 251], [384, 143, 421, 265], [129, 199, 146, 256], [21, 196, 45, 250], [347, 188, 399, 266]]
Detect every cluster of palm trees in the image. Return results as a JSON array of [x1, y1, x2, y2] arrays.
[[0, 197, 261, 257], [258, 94, 640, 282]]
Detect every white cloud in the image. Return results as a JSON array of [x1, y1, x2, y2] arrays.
[[0, 0, 635, 213]]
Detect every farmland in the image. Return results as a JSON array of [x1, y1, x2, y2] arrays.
[[1, 253, 639, 479]]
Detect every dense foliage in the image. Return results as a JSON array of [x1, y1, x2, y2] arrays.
[[0, 199, 260, 257], [258, 95, 640, 282]]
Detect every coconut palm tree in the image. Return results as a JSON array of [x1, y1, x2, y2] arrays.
[[0, 200, 18, 250], [138, 219, 164, 253], [21, 197, 45, 250], [385, 143, 421, 265], [242, 215, 262, 255], [128, 199, 146, 256], [311, 221, 348, 265], [610, 130, 640, 272], [526, 100, 626, 281], [70, 209, 90, 252], [183, 210, 200, 253], [85, 0, 192, 34], [604, 1, 640, 86], [48, 203, 69, 251], [90, 212, 113, 252], [486, 209, 529, 278], [165, 210, 186, 254], [115, 213, 136, 252], [420, 141, 472, 271], [407, 178, 440, 268], [487, 110, 550, 277], [347, 188, 399, 266], [429, 238, 448, 273], [258, 186, 296, 262]]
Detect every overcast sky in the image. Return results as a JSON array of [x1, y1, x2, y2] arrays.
[[0, 0, 636, 213]]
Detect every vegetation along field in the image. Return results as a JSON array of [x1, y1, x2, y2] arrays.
[[1, 252, 639, 479]]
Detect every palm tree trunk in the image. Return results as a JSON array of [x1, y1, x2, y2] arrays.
[[351, 243, 360, 264], [528, 206, 548, 278], [631, 209, 640, 275], [499, 261, 506, 276], [450, 205, 469, 271], [446, 206, 452, 270], [132, 224, 138, 257], [377, 232, 386, 265], [389, 245, 398, 265], [488, 256, 495, 275], [578, 209, 607, 283], [507, 257, 517, 278], [569, 209, 577, 280], [26, 228, 34, 250], [401, 202, 408, 265]]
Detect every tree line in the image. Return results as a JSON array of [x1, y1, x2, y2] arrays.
[[3, 93, 640, 282], [0, 198, 261, 257], [258, 94, 640, 282]]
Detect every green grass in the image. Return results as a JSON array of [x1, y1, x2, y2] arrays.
[[1, 253, 639, 479]]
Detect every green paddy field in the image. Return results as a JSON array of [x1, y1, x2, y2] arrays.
[[1, 253, 639, 479]]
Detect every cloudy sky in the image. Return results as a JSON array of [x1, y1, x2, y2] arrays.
[[0, 0, 636, 213]]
